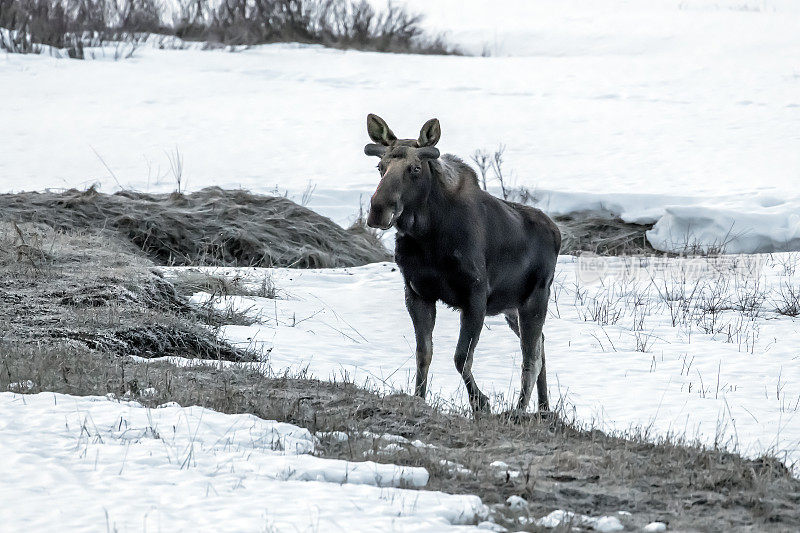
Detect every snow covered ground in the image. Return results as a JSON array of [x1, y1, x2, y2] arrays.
[[162, 252, 800, 472], [4, 1, 799, 529], [2, 0, 799, 252], [0, 391, 488, 531]]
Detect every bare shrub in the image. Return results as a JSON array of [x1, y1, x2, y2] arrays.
[[470, 149, 491, 191], [469, 145, 511, 199], [489, 144, 509, 200], [0, 0, 159, 58], [176, 0, 457, 53], [774, 281, 800, 317], [584, 292, 622, 326], [0, 0, 458, 57]]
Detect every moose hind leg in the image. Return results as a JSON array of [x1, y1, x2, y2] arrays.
[[517, 288, 549, 412], [536, 333, 549, 412], [405, 285, 436, 398]]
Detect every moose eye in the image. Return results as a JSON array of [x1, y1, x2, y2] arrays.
[[410, 165, 421, 175]]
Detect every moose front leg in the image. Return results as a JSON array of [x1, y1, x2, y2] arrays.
[[405, 284, 436, 398], [454, 298, 489, 412]]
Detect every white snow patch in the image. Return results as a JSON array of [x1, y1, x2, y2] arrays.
[[7, 380, 34, 392], [363, 431, 411, 444], [440, 459, 473, 476], [644, 522, 668, 532], [316, 430, 350, 442], [537, 510, 624, 531], [378, 443, 405, 454], [477, 521, 508, 532], [490, 461, 521, 479], [505, 495, 527, 512], [0, 392, 487, 531]]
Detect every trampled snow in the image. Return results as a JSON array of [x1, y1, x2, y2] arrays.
[[162, 254, 800, 473], [2, 0, 799, 252], [0, 392, 487, 531]]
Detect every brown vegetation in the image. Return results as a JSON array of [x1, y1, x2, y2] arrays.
[[0, 187, 391, 268], [0, 221, 251, 361], [0, 0, 458, 57]]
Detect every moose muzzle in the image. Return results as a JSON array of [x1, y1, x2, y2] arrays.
[[367, 175, 402, 230], [367, 199, 402, 230]]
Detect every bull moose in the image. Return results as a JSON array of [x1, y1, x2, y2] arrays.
[[364, 114, 561, 414]]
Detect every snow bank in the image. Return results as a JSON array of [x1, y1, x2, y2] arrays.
[[536, 189, 800, 254], [0, 392, 486, 531], [648, 202, 800, 254]]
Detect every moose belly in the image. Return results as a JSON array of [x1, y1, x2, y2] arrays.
[[408, 274, 462, 307]]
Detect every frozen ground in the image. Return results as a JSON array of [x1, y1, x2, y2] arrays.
[[163, 252, 800, 473], [2, 0, 799, 252], [0, 391, 488, 532]]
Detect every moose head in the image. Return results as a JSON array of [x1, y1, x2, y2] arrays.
[[363, 114, 441, 230]]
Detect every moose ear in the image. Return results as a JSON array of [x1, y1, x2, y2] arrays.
[[417, 118, 441, 147], [367, 114, 397, 146], [364, 143, 387, 157]]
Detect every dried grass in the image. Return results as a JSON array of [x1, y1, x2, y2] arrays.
[[0, 186, 391, 268], [0, 222, 253, 361]]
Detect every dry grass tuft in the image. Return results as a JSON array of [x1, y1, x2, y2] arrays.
[[0, 187, 391, 268], [555, 212, 657, 256], [0, 222, 253, 361]]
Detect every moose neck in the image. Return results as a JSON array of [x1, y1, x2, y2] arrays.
[[395, 162, 446, 239]]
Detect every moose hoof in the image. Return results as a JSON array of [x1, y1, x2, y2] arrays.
[[536, 409, 555, 421], [500, 409, 537, 424], [499, 409, 554, 424], [470, 393, 490, 414]]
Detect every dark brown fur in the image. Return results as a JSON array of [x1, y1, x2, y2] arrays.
[[364, 114, 561, 413]]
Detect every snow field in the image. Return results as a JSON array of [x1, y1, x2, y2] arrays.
[[163, 252, 800, 472], [0, 392, 487, 532], [2, 0, 799, 252]]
